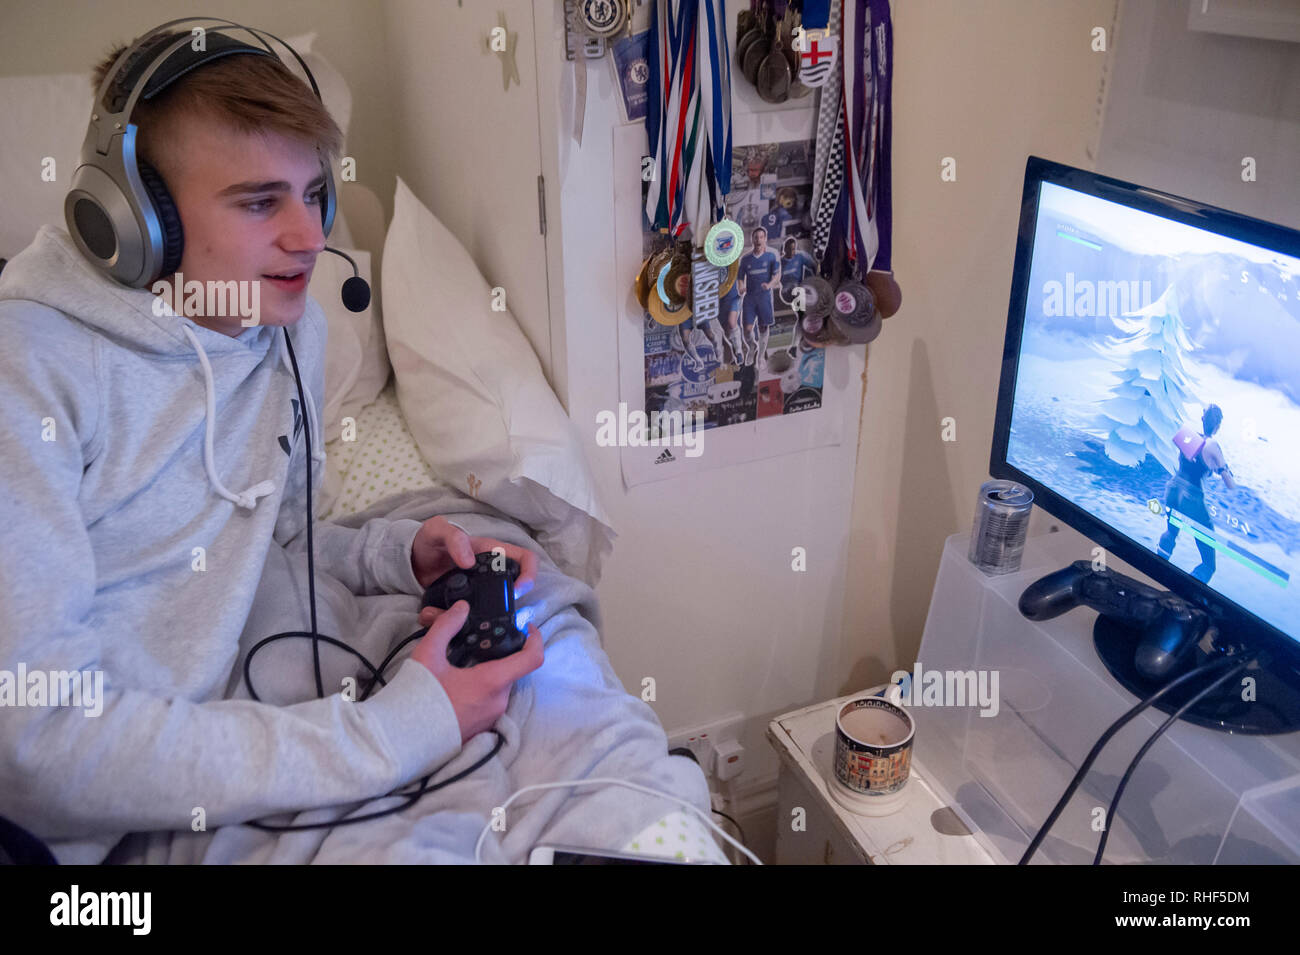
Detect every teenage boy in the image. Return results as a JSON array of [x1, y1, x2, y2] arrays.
[[0, 30, 545, 863]]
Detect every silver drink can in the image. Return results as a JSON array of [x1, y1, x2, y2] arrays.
[[968, 480, 1034, 575]]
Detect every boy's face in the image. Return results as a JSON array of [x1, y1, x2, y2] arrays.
[[157, 112, 327, 337]]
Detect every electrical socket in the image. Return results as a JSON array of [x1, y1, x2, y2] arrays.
[[667, 712, 745, 779]]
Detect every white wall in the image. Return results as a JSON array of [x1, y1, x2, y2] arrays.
[[4, 0, 1127, 831], [1097, 0, 1300, 229], [837, 0, 1119, 726], [549, 2, 867, 800], [0, 0, 399, 226], [380, 0, 559, 391], [546, 0, 1120, 811]]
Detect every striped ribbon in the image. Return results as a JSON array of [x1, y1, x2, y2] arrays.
[[645, 0, 692, 233], [839, 0, 875, 274], [809, 0, 892, 278], [870, 0, 893, 272], [645, 0, 731, 241], [695, 0, 732, 240], [810, 0, 844, 267]]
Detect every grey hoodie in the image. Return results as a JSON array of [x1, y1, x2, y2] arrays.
[[0, 225, 463, 864]]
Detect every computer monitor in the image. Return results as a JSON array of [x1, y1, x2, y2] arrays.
[[991, 156, 1300, 687]]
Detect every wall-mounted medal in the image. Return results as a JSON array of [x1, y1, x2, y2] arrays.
[[648, 241, 692, 326], [779, 9, 802, 91], [649, 282, 692, 326], [654, 258, 676, 306], [829, 279, 883, 343], [634, 254, 654, 310], [736, 12, 764, 69], [865, 269, 903, 318], [801, 275, 835, 322], [756, 29, 792, 103], [576, 0, 629, 39], [717, 259, 739, 298], [798, 311, 829, 349], [736, 8, 758, 44], [704, 218, 744, 267], [795, 275, 837, 347], [742, 29, 769, 86], [663, 245, 694, 307]]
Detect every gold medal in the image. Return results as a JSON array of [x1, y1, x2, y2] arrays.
[[648, 246, 675, 304], [717, 259, 740, 298], [634, 254, 654, 310], [664, 254, 692, 307], [648, 285, 692, 326]]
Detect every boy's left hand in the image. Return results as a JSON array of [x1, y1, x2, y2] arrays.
[[409, 516, 538, 600]]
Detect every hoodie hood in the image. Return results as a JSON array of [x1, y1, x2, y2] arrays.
[[0, 224, 325, 510]]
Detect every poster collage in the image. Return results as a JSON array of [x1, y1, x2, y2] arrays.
[[639, 139, 828, 435]]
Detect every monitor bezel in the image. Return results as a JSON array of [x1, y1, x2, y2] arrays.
[[990, 155, 1300, 672]]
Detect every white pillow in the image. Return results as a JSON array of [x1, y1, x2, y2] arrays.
[[308, 246, 390, 442], [381, 177, 617, 587]]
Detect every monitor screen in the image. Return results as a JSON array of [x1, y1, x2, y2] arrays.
[[995, 161, 1300, 648]]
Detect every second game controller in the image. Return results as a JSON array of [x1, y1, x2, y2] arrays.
[[421, 551, 525, 668], [1019, 560, 1165, 623], [1019, 560, 1208, 681]]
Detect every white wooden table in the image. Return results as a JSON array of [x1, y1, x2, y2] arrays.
[[767, 688, 997, 865]]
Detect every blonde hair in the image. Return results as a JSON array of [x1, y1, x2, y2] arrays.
[[91, 31, 343, 181]]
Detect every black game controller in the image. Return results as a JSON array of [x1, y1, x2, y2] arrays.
[[421, 551, 524, 668], [1019, 559, 1209, 681]]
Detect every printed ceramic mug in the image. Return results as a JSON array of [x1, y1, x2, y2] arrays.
[[833, 690, 915, 797]]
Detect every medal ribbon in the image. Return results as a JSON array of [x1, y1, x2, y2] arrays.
[[669, 15, 700, 236], [646, 0, 731, 242], [645, 0, 694, 234], [803, 0, 831, 29], [695, 0, 732, 238], [810, 0, 844, 269], [839, 0, 873, 274], [838, 0, 892, 275], [645, 0, 666, 226], [869, 0, 893, 271]]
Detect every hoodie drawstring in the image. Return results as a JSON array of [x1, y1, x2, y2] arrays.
[[179, 323, 324, 511]]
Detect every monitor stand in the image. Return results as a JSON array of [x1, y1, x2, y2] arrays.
[[915, 530, 1300, 864], [1093, 616, 1300, 735]]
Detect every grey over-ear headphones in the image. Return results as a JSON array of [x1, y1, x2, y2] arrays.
[[64, 16, 337, 288]]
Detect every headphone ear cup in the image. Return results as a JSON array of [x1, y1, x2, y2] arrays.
[[137, 161, 184, 277]]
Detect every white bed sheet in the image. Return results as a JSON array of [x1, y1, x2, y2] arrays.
[[319, 376, 442, 522]]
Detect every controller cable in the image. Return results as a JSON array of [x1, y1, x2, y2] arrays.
[[1092, 653, 1256, 865], [236, 331, 732, 860], [237, 328, 501, 832], [1019, 648, 1256, 864]]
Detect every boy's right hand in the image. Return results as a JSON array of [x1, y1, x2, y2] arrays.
[[409, 601, 544, 745]]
